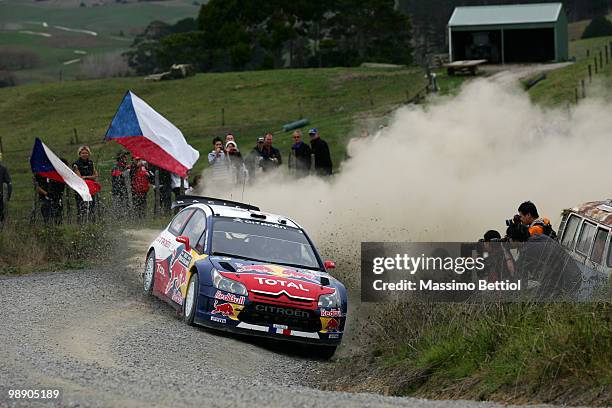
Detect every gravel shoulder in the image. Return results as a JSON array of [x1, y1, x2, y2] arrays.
[[0, 229, 560, 408]]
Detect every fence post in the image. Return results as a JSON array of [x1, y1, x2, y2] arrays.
[[575, 87, 579, 104], [587, 49, 590, 58], [581, 79, 586, 98], [221, 107, 225, 126], [73, 128, 79, 145], [606, 45, 609, 64], [65, 189, 72, 224], [594, 59, 598, 74], [588, 65, 592, 82], [0, 136, 3, 155], [599, 51, 603, 69], [368, 88, 374, 106]]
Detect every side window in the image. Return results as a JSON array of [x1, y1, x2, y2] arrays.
[[169, 209, 194, 236], [561, 214, 581, 249], [590, 228, 608, 265], [183, 210, 207, 253], [575, 222, 596, 256]]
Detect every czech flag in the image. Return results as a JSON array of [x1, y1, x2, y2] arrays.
[[30, 138, 92, 201], [104, 91, 199, 177]]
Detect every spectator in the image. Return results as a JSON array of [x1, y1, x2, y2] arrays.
[[309, 128, 332, 176], [208, 137, 233, 184], [225, 141, 248, 184], [244, 137, 265, 182], [157, 167, 173, 215], [73, 145, 98, 223], [260, 132, 282, 172], [225, 133, 235, 144], [35, 171, 66, 224], [0, 153, 11, 223], [288, 130, 312, 178], [130, 157, 152, 219], [171, 172, 189, 199], [111, 151, 130, 217]]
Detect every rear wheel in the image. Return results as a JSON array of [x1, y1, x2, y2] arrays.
[[184, 273, 198, 326], [143, 250, 155, 295]]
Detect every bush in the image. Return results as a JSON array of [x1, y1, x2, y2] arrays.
[[582, 15, 612, 39]]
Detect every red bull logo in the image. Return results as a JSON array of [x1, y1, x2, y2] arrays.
[[212, 300, 235, 317], [324, 318, 339, 332]]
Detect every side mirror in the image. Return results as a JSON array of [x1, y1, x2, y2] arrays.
[[324, 260, 336, 270], [176, 235, 191, 251]]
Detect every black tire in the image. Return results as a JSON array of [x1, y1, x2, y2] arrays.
[[313, 345, 337, 360], [183, 272, 198, 326], [143, 250, 156, 295]]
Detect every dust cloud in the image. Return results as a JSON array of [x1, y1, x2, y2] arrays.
[[199, 78, 612, 283]]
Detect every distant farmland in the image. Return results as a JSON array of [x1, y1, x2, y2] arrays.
[[0, 0, 201, 84]]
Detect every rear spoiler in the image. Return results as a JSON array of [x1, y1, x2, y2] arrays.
[[172, 195, 260, 211]]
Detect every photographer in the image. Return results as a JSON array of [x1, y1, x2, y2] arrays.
[[208, 137, 232, 184], [225, 141, 248, 184], [518, 201, 557, 239], [479, 230, 517, 283], [506, 214, 580, 300]]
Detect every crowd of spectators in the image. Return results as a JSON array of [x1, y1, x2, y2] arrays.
[[0, 127, 334, 225]]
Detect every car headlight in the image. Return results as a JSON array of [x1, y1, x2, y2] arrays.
[[318, 290, 340, 308], [212, 268, 248, 296]]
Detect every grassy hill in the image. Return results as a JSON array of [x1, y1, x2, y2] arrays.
[[529, 35, 612, 106], [0, 0, 200, 84], [0, 66, 460, 218]]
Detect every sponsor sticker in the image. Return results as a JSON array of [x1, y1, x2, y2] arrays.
[[273, 324, 289, 330], [253, 277, 310, 292], [255, 304, 309, 318], [328, 333, 340, 339], [232, 218, 287, 229], [324, 318, 340, 332], [212, 300, 235, 317], [320, 309, 342, 317], [211, 316, 226, 324], [177, 251, 193, 268], [214, 290, 246, 305]]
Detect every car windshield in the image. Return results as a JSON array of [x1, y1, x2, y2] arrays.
[[211, 217, 320, 269]]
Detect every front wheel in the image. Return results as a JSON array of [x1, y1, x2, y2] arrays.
[[313, 345, 337, 360], [184, 273, 198, 326], [143, 250, 155, 295]]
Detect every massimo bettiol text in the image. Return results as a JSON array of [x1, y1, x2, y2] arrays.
[[360, 242, 526, 303]]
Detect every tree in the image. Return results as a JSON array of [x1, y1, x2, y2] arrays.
[[582, 15, 612, 39]]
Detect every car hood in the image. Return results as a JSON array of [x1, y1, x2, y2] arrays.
[[210, 257, 336, 304]]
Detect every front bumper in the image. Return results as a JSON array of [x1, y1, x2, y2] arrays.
[[194, 287, 345, 346]]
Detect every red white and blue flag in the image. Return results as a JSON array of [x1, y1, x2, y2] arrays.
[[104, 91, 199, 177], [30, 138, 92, 201]]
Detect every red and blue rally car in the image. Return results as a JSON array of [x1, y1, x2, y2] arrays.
[[143, 196, 347, 357]]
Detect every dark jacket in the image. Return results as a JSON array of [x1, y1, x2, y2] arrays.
[[289, 141, 312, 177], [73, 158, 95, 177], [0, 163, 12, 199], [260, 145, 282, 172], [310, 137, 332, 176]]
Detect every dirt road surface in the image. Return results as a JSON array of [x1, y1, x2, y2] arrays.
[[0, 230, 557, 408]]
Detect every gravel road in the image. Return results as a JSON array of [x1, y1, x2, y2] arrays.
[[0, 231, 555, 408]]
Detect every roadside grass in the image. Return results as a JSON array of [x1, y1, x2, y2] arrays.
[[529, 35, 612, 106], [0, 221, 113, 274], [0, 66, 445, 219], [332, 302, 611, 405]]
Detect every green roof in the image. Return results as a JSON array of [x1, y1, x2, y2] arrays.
[[449, 3, 562, 27]]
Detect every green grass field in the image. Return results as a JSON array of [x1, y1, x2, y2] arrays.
[[0, 0, 200, 84], [529, 35, 612, 106], [0, 66, 447, 218]]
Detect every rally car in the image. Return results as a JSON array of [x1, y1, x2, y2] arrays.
[[143, 196, 347, 358]]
